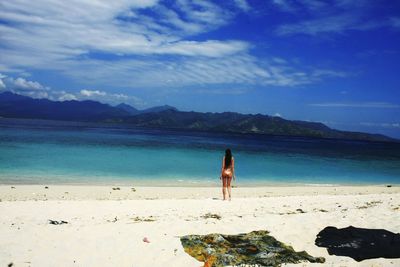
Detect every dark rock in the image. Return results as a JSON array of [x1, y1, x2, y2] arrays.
[[181, 230, 325, 267], [112, 187, 120, 190], [315, 226, 400, 261], [387, 185, 392, 188], [45, 186, 49, 189]]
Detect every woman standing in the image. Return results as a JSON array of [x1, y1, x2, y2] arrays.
[[220, 148, 235, 201]]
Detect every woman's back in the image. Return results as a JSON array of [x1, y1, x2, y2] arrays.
[[221, 149, 235, 201]]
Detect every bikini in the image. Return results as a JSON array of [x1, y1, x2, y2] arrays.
[[223, 166, 233, 177]]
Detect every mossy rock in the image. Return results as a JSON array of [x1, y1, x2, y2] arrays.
[[181, 230, 325, 267]]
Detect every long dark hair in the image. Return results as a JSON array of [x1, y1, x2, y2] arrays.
[[224, 148, 232, 169]]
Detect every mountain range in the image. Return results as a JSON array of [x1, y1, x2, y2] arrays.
[[0, 91, 396, 142]]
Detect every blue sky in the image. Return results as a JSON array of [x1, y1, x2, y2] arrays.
[[0, 0, 399, 137]]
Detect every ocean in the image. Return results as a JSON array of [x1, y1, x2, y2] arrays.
[[0, 118, 399, 186]]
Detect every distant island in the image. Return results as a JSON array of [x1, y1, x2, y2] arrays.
[[0, 91, 396, 142]]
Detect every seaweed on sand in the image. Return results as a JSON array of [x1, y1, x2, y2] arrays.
[[180, 230, 325, 267]]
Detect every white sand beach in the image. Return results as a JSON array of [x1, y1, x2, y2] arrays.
[[0, 185, 399, 267]]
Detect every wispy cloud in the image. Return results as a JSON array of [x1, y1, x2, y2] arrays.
[[0, 0, 349, 92], [274, 0, 398, 36], [192, 88, 248, 95], [390, 17, 400, 28], [309, 102, 400, 108], [276, 13, 393, 36], [360, 122, 400, 128], [0, 0, 245, 62], [272, 0, 296, 13], [56, 55, 345, 89], [233, 0, 251, 12]]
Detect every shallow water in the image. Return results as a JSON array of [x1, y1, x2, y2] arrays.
[[1, 118, 399, 186]]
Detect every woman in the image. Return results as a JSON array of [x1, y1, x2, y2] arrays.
[[220, 148, 235, 201]]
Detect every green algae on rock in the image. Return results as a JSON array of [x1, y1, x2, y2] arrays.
[[180, 230, 325, 267]]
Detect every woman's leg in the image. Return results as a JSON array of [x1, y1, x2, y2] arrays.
[[227, 175, 232, 200], [222, 175, 227, 200]]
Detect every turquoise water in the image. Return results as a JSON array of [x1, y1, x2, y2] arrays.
[[1, 118, 400, 186]]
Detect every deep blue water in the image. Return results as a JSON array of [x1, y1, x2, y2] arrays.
[[0, 118, 399, 186]]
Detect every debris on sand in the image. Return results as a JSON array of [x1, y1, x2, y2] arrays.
[[131, 216, 156, 222], [356, 200, 382, 209], [48, 220, 68, 225], [201, 213, 222, 220], [181, 230, 325, 267], [296, 208, 306, 213], [112, 187, 120, 190], [107, 216, 118, 223]]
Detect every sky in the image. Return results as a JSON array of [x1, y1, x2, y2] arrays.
[[0, 0, 399, 137]]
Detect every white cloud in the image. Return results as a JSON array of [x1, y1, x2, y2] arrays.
[[78, 89, 145, 107], [12, 77, 47, 91], [0, 0, 246, 67], [2, 76, 49, 96], [0, 73, 6, 89], [0, 0, 350, 91], [23, 90, 49, 99], [156, 40, 249, 57], [58, 93, 77, 101], [0, 79, 5, 90], [2, 75, 145, 107], [274, 113, 282, 117], [309, 102, 400, 108], [80, 89, 107, 97]]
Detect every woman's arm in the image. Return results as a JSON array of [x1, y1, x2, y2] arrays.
[[232, 157, 235, 180], [220, 156, 225, 179]]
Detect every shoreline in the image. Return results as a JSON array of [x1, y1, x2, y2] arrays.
[[1, 184, 399, 201], [1, 175, 399, 188]]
